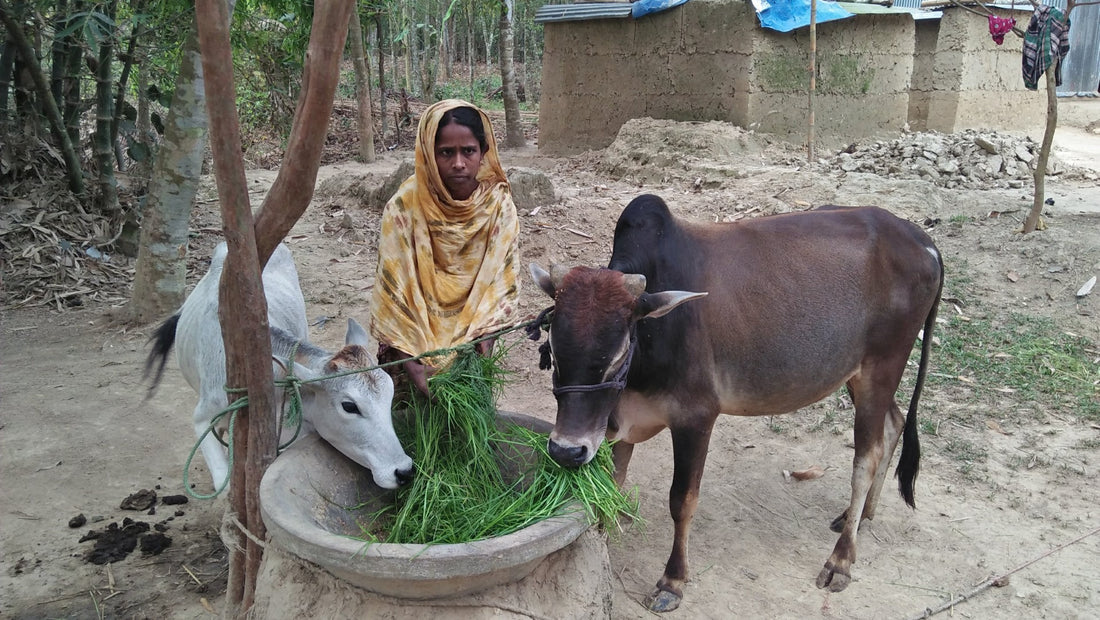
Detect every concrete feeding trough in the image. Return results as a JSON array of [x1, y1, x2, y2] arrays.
[[259, 411, 592, 600]]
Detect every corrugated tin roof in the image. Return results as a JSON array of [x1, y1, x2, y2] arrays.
[[534, 2, 635, 23]]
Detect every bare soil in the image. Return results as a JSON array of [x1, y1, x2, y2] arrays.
[[2, 121, 1099, 619]]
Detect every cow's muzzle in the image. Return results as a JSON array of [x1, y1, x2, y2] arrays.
[[548, 440, 589, 468]]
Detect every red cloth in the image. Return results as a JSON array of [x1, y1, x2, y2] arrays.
[[988, 15, 1016, 45]]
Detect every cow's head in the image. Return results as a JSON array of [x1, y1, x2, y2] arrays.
[[282, 319, 414, 489], [530, 263, 706, 468]]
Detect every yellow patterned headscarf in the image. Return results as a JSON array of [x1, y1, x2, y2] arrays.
[[370, 99, 520, 367]]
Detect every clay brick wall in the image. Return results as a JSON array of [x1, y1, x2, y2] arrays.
[[538, 1, 1051, 154], [922, 8, 1045, 133]]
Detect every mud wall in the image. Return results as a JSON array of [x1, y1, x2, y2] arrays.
[[920, 8, 1045, 133], [539, 1, 1053, 154], [540, 0, 913, 154]]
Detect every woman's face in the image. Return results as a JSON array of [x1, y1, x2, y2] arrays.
[[434, 121, 484, 201]]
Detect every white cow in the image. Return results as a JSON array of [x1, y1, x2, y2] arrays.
[[145, 242, 413, 490]]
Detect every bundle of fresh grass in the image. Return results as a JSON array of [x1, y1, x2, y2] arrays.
[[356, 346, 640, 545]]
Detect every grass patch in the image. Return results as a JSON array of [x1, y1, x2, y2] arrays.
[[928, 313, 1100, 421], [944, 437, 988, 462], [356, 348, 640, 546]]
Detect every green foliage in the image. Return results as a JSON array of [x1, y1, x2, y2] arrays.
[[434, 72, 503, 108], [359, 348, 639, 545]]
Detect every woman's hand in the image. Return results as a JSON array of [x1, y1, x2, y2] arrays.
[[403, 358, 436, 397], [474, 337, 496, 357]]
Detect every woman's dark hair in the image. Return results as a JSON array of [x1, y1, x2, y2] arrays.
[[437, 106, 489, 152]]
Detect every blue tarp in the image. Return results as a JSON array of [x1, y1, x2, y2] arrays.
[[756, 0, 854, 32], [632, 0, 692, 19]]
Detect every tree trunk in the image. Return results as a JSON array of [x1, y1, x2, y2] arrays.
[[498, 0, 524, 147], [349, 3, 375, 163], [50, 0, 67, 105], [466, 0, 473, 99], [442, 17, 451, 79], [127, 28, 207, 323], [376, 17, 386, 145], [481, 14, 494, 72], [0, 0, 84, 193], [63, 1, 82, 148], [1024, 1, 1075, 234], [401, 2, 411, 92], [193, 1, 275, 615], [1025, 64, 1058, 233], [1, 27, 15, 128], [132, 46, 153, 180], [418, 17, 437, 101], [111, 0, 147, 170], [92, 0, 119, 215]]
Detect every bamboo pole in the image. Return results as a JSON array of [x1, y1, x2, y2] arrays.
[[808, 0, 817, 165]]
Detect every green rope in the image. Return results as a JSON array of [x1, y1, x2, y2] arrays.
[[182, 311, 552, 500]]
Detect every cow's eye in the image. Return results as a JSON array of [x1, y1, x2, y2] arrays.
[[341, 401, 360, 415]]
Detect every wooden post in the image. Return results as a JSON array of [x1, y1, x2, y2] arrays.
[[808, 0, 817, 165], [193, 0, 277, 616]]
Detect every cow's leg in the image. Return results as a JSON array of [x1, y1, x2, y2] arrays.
[[830, 397, 905, 532], [612, 441, 635, 486], [193, 397, 230, 489], [644, 422, 714, 612], [817, 374, 887, 593], [861, 400, 905, 522]]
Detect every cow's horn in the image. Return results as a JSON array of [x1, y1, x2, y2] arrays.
[[622, 273, 647, 297], [549, 264, 572, 290]]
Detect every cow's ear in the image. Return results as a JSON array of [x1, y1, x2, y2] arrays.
[[290, 360, 321, 389], [345, 317, 370, 348], [530, 263, 557, 299], [271, 357, 319, 390], [636, 291, 708, 319]]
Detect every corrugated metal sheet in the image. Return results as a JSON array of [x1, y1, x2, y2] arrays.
[[534, 2, 634, 23], [1060, 1, 1100, 96]]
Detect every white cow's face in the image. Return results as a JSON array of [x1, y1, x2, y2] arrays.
[[292, 319, 413, 489]]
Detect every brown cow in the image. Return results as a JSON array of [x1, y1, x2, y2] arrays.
[[530, 194, 943, 612]]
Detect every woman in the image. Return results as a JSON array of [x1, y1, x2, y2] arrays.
[[370, 99, 520, 396]]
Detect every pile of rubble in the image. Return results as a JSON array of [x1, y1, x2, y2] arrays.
[[824, 129, 1072, 190]]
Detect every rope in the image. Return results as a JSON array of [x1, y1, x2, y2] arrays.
[[182, 310, 554, 500]]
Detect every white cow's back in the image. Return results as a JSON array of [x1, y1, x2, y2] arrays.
[[175, 242, 308, 394]]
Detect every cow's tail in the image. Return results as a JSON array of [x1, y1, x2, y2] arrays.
[[896, 255, 944, 509], [143, 314, 180, 400]]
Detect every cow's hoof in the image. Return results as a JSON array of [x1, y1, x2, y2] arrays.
[[815, 563, 851, 592], [643, 587, 682, 612]]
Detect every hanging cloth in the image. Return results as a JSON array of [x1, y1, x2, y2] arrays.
[[987, 14, 1016, 46], [1021, 5, 1070, 90]]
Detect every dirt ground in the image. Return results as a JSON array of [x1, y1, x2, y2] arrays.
[[3, 118, 1100, 620]]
